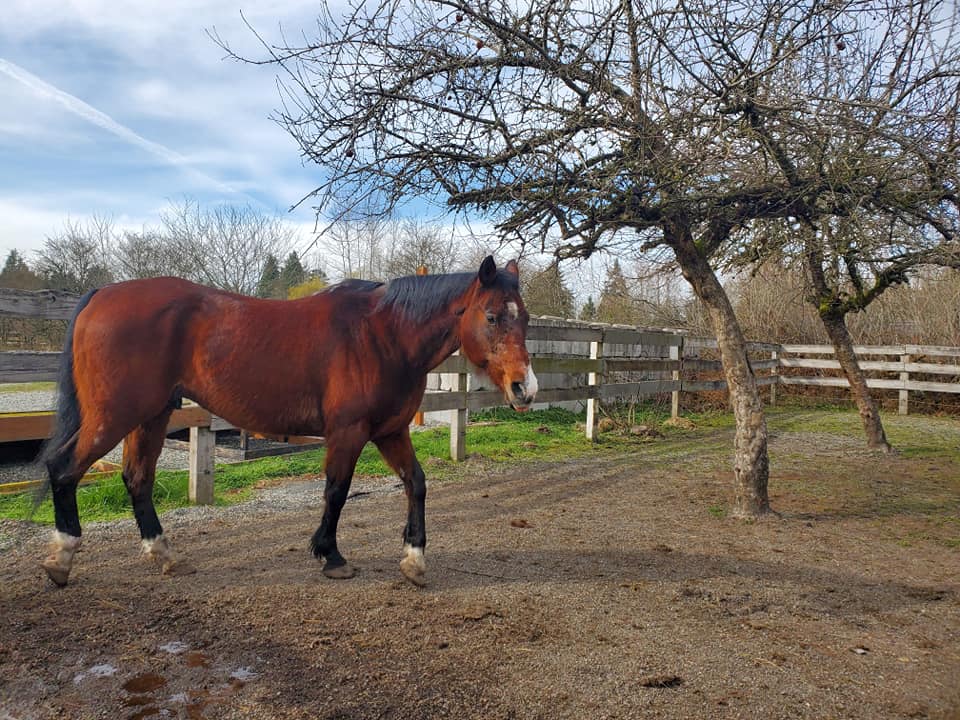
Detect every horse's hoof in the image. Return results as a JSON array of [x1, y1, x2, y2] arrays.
[[41, 558, 70, 587], [162, 560, 197, 577], [400, 545, 426, 587], [323, 562, 356, 580], [399, 561, 426, 587]]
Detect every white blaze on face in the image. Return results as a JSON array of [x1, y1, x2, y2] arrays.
[[524, 363, 539, 399], [506, 301, 519, 320]]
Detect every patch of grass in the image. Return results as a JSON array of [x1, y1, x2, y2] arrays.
[[0, 408, 631, 525], [0, 382, 55, 394]]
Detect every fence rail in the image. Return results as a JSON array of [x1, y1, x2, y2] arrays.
[[2, 288, 958, 504]]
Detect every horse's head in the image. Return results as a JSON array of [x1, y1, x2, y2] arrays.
[[459, 256, 538, 411]]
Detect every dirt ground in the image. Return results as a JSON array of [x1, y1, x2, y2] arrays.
[[1, 425, 959, 720]]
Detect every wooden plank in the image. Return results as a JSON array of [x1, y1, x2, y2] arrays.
[[0, 406, 211, 443], [0, 288, 79, 320], [450, 360, 467, 462], [904, 344, 960, 357], [533, 357, 602, 374], [899, 353, 910, 415], [0, 351, 60, 383], [527, 324, 602, 342], [683, 379, 728, 392], [746, 342, 782, 353], [0, 412, 53, 442], [188, 426, 215, 504], [750, 359, 780, 371], [0, 469, 117, 495], [602, 328, 682, 347], [670, 343, 681, 418], [605, 359, 679, 373], [586, 339, 602, 441], [780, 358, 960, 374]]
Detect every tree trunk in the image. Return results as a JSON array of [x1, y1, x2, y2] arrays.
[[669, 226, 772, 518], [819, 311, 893, 452]]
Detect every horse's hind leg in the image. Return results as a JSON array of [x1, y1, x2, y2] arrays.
[[42, 427, 122, 586], [310, 427, 367, 580], [375, 429, 427, 587], [122, 411, 195, 577]]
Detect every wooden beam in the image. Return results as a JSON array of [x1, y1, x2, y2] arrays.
[[0, 406, 211, 443], [0, 288, 79, 320]]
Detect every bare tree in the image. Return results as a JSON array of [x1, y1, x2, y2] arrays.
[[384, 219, 463, 276], [35, 217, 115, 293], [712, 0, 960, 451], [319, 216, 390, 281], [159, 199, 299, 295], [114, 228, 177, 280]]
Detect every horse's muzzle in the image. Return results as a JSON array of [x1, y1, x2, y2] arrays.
[[507, 366, 538, 411]]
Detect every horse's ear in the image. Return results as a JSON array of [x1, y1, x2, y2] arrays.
[[478, 255, 497, 287], [504, 259, 519, 278]]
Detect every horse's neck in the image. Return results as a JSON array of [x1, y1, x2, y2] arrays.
[[399, 314, 461, 373]]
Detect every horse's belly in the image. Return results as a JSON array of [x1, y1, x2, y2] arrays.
[[184, 387, 325, 438]]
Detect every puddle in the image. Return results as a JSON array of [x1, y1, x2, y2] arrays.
[[184, 651, 211, 668], [122, 672, 167, 693]]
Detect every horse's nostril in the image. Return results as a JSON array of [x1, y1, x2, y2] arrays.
[[511, 381, 524, 398]]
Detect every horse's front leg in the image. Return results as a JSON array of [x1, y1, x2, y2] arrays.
[[311, 430, 366, 579], [375, 429, 427, 587]]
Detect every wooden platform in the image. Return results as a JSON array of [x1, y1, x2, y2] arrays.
[[0, 406, 212, 443]]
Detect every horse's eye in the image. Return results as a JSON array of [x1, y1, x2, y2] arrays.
[[485, 312, 497, 325]]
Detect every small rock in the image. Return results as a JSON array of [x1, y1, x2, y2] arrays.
[[510, 518, 531, 529]]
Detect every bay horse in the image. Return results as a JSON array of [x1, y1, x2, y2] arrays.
[[38, 256, 537, 588]]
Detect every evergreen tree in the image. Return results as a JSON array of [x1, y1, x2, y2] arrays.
[[596, 260, 635, 325], [256, 254, 281, 298], [579, 296, 597, 322], [0, 250, 42, 289], [522, 263, 575, 317], [280, 252, 306, 294]]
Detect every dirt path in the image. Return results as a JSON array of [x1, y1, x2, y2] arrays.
[[2, 434, 959, 719]]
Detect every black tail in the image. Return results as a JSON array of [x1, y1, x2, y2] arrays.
[[32, 288, 99, 510]]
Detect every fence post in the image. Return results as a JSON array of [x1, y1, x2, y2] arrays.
[[899, 353, 910, 415], [585, 334, 603, 441], [189, 424, 215, 505], [770, 349, 779, 406], [670, 338, 683, 418], [450, 355, 467, 461]]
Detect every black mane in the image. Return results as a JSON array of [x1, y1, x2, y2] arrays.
[[324, 270, 518, 323]]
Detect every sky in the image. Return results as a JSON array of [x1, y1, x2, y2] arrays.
[[0, 0, 337, 261], [0, 0, 619, 298]]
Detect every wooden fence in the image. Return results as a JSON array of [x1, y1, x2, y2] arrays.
[[2, 288, 958, 505]]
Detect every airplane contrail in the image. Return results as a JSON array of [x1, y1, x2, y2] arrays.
[[0, 57, 249, 198]]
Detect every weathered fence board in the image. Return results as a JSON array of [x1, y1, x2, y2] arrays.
[[0, 288, 79, 320]]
